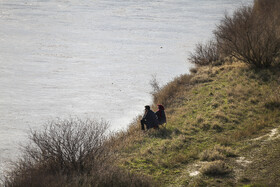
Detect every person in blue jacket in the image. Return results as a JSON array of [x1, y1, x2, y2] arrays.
[[141, 105, 158, 130]]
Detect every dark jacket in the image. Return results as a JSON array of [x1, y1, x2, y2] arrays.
[[155, 110, 166, 125], [142, 110, 158, 129]]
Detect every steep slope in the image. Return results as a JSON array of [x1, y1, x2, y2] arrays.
[[117, 63, 280, 186]]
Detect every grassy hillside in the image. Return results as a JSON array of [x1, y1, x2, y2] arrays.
[[116, 63, 280, 186], [6, 62, 279, 187]]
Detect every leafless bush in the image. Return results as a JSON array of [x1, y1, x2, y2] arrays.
[[188, 39, 222, 66], [27, 118, 110, 173], [150, 74, 161, 96], [215, 6, 280, 68], [5, 118, 155, 186], [4, 118, 109, 186]]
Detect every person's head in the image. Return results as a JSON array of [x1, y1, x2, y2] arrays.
[[145, 105, 150, 111], [158, 104, 164, 110]]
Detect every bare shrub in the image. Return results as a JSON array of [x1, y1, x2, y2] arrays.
[[4, 118, 155, 186], [4, 118, 110, 185], [28, 118, 110, 173], [215, 6, 280, 68], [201, 160, 232, 176], [150, 74, 161, 96], [189, 39, 222, 66]]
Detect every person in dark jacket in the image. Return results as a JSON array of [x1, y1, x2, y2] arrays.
[[155, 104, 166, 125], [141, 105, 158, 130]]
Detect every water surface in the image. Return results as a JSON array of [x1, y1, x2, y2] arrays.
[[0, 0, 252, 179]]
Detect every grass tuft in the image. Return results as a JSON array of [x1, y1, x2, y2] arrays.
[[201, 160, 232, 176], [200, 145, 236, 161]]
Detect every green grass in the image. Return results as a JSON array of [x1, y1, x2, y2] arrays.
[[117, 63, 280, 186]]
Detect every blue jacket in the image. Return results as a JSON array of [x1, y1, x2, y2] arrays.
[[142, 110, 158, 128]]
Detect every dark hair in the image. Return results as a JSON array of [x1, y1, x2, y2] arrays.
[[158, 104, 164, 110], [145, 105, 150, 110]]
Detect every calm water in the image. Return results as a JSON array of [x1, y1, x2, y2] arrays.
[[0, 0, 252, 179]]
